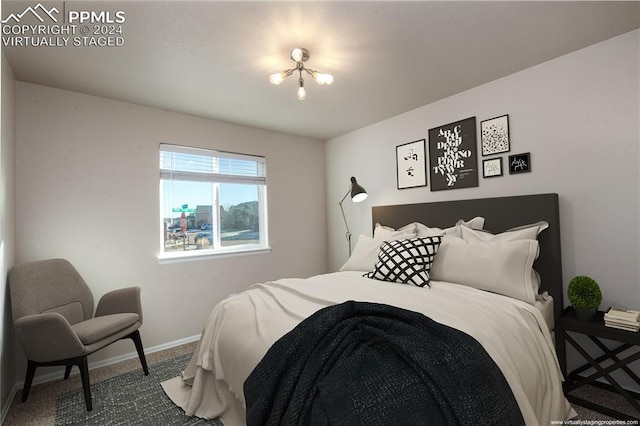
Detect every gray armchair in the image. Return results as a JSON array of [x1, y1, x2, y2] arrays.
[[9, 258, 149, 411]]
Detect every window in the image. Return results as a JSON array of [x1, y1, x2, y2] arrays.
[[159, 144, 268, 259]]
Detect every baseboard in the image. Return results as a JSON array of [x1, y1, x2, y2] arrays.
[[1, 334, 200, 425], [1, 382, 19, 426]]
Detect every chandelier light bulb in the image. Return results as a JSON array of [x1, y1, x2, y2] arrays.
[[314, 72, 334, 85], [269, 72, 285, 85], [297, 86, 306, 100], [297, 78, 306, 100], [290, 48, 304, 62]]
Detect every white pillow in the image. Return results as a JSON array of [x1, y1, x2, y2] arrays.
[[373, 223, 415, 240], [379, 217, 484, 238], [398, 223, 418, 234], [430, 236, 539, 304], [340, 232, 416, 272], [460, 221, 549, 243], [415, 217, 485, 238], [460, 221, 548, 295]]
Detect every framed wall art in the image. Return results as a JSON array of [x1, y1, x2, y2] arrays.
[[482, 157, 503, 178], [396, 139, 427, 189], [508, 152, 531, 174], [481, 114, 510, 156], [428, 116, 478, 191]]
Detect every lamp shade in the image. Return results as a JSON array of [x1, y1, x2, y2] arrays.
[[350, 177, 368, 203]]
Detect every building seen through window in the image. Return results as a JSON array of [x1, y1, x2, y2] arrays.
[[160, 144, 268, 257]]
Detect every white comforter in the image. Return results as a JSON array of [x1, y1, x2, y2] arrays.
[[162, 271, 574, 425]]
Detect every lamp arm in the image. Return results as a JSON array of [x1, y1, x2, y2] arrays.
[[339, 186, 353, 255], [339, 186, 352, 204]]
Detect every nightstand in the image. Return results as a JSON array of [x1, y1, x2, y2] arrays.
[[556, 306, 640, 420]]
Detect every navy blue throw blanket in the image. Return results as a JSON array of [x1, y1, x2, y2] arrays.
[[244, 301, 524, 426]]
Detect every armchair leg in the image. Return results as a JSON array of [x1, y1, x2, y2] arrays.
[[76, 357, 92, 411], [19, 331, 145, 412], [22, 357, 92, 410], [64, 365, 73, 380], [21, 361, 37, 402], [128, 330, 149, 375]]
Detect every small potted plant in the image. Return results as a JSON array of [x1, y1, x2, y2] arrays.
[[568, 275, 602, 321]]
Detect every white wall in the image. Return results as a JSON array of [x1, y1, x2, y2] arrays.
[[327, 29, 639, 368], [14, 83, 328, 378], [1, 53, 17, 417]]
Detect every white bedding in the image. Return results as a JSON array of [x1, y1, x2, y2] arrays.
[[162, 271, 574, 425], [536, 293, 555, 332]]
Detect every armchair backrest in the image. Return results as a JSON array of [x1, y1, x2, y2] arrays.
[[9, 259, 94, 325]]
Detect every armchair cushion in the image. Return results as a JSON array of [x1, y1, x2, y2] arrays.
[[72, 313, 140, 346]]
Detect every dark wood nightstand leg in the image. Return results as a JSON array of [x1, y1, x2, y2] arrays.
[[562, 331, 640, 418], [589, 337, 640, 386], [566, 343, 632, 384], [566, 345, 640, 394]]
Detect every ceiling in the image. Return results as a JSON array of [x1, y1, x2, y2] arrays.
[[3, 1, 639, 140]]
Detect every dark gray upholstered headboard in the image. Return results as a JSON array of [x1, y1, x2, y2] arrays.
[[371, 193, 563, 315], [371, 193, 565, 370]]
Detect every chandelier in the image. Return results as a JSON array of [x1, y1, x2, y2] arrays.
[[269, 48, 334, 100]]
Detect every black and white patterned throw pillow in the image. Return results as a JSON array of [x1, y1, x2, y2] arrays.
[[364, 236, 442, 287]]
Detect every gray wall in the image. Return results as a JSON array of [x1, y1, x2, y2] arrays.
[[326, 30, 639, 373], [1, 53, 17, 417], [13, 83, 328, 381]]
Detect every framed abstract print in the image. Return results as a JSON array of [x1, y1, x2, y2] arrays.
[[428, 117, 478, 191], [482, 157, 503, 178], [508, 152, 531, 174], [481, 115, 510, 156], [396, 139, 427, 189]]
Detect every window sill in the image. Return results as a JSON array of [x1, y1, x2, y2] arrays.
[[158, 246, 271, 264]]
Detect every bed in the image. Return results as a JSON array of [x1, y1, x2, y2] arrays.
[[162, 193, 575, 425]]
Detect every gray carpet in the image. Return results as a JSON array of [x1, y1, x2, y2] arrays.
[[55, 354, 223, 425], [51, 351, 639, 424], [569, 385, 640, 421]]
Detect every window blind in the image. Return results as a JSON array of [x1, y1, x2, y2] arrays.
[[160, 144, 266, 185]]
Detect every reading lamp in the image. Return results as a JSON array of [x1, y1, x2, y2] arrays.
[[339, 177, 368, 256]]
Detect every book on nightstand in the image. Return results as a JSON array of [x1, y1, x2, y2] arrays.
[[604, 307, 640, 332]]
